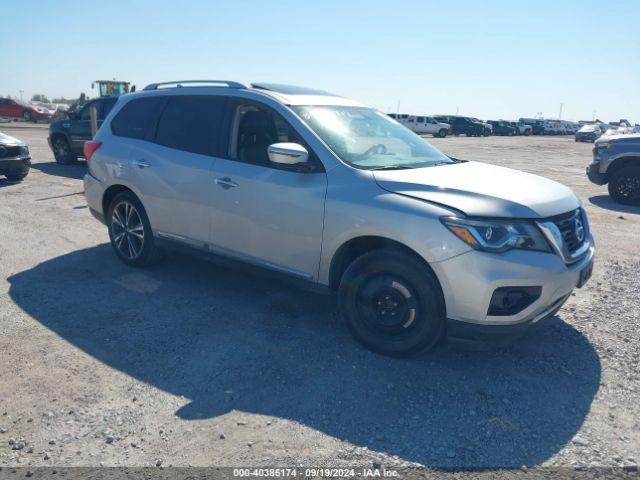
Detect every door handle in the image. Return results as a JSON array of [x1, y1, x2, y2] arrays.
[[133, 160, 150, 168], [214, 177, 238, 189]]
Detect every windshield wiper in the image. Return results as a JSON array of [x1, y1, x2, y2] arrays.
[[369, 165, 414, 171]]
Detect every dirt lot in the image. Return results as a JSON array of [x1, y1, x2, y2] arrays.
[[0, 126, 638, 470]]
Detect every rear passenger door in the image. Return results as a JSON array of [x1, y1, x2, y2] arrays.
[[111, 94, 227, 246], [142, 94, 228, 246], [208, 100, 327, 280]]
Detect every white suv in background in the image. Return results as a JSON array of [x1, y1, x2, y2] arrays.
[[84, 81, 594, 356]]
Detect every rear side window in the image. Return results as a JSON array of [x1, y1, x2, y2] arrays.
[[155, 96, 227, 156], [111, 97, 166, 140]]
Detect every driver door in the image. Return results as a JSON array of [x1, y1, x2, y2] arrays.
[[209, 100, 327, 280]]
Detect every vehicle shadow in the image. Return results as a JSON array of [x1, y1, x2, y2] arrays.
[[30, 161, 86, 180], [589, 194, 640, 215], [0, 177, 25, 188], [7, 245, 601, 468]]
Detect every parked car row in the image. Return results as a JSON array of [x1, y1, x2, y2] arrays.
[[390, 113, 582, 138], [518, 118, 581, 135], [574, 123, 639, 143], [0, 98, 54, 123], [0, 98, 72, 123]]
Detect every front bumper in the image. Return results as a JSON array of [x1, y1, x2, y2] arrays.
[[0, 155, 31, 175], [587, 160, 607, 185], [446, 294, 567, 348], [431, 239, 595, 343]]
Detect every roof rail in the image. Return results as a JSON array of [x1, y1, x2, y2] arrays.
[[142, 80, 247, 91]]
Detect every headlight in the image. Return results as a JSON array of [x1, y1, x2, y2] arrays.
[[441, 217, 552, 253], [19, 146, 29, 155]]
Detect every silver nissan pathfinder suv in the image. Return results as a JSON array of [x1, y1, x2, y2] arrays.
[[83, 81, 595, 356]]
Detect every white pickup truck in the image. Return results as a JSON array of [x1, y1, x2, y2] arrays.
[[400, 115, 450, 137]]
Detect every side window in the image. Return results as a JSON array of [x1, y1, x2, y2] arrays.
[[111, 97, 166, 140], [154, 95, 226, 156], [79, 103, 93, 121], [228, 102, 321, 171], [416, 116, 424, 123]]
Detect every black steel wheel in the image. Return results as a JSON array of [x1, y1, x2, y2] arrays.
[[339, 249, 445, 357]]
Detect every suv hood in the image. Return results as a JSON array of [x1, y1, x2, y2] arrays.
[[373, 161, 579, 218]]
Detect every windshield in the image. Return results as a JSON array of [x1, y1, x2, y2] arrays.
[[291, 105, 452, 169], [580, 125, 597, 132]]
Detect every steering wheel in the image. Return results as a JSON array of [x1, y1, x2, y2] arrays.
[[363, 144, 388, 156]]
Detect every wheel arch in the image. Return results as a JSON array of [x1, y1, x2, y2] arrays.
[[102, 184, 136, 217], [607, 156, 640, 179], [328, 236, 443, 295]]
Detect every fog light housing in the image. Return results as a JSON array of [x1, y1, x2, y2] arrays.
[[488, 286, 542, 316]]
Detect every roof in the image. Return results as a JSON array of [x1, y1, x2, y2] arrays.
[[139, 80, 364, 107]]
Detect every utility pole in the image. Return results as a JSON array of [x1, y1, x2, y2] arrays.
[[19, 90, 24, 101], [558, 103, 564, 120], [456, 106, 459, 115], [592, 110, 596, 121], [396, 100, 400, 116]]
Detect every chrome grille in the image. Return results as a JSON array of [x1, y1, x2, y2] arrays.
[[552, 209, 584, 254]]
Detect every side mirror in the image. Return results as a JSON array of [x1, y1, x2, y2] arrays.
[[267, 143, 309, 166]]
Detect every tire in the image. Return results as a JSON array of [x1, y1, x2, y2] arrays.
[[437, 129, 447, 138], [483, 129, 491, 137], [608, 166, 640, 206], [52, 136, 78, 164], [5, 173, 27, 182], [524, 130, 531, 136], [338, 249, 445, 357], [107, 192, 165, 267], [22, 110, 32, 122]]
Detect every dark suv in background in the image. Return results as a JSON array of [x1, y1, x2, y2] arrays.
[[519, 118, 545, 135], [488, 120, 516, 136], [48, 96, 117, 164], [435, 115, 486, 137]]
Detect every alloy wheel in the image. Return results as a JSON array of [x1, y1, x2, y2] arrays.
[[111, 201, 145, 260], [615, 175, 640, 203]]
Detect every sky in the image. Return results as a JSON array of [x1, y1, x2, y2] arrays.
[[2, 0, 639, 122]]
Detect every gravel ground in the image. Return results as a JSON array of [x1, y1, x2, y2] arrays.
[[0, 126, 638, 472]]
